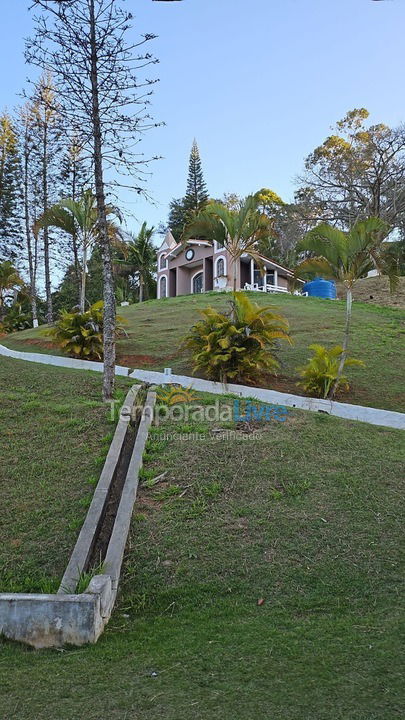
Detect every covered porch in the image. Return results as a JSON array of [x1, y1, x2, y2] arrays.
[[240, 255, 290, 294]]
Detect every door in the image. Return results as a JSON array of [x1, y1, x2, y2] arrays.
[[192, 272, 204, 294]]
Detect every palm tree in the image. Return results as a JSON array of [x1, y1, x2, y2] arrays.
[[294, 217, 397, 398], [118, 223, 156, 302], [183, 195, 274, 292], [34, 190, 121, 313], [0, 261, 23, 320]]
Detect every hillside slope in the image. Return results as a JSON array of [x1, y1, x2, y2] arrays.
[[3, 291, 405, 411], [337, 275, 405, 308], [1, 376, 404, 719]]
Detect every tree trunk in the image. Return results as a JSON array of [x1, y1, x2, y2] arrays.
[[80, 240, 87, 313], [328, 288, 352, 399], [71, 159, 81, 304], [89, 0, 115, 401], [232, 256, 237, 292], [23, 140, 38, 328], [139, 275, 144, 303], [42, 122, 53, 324]]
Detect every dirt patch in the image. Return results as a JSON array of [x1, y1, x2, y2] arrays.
[[117, 354, 157, 367], [15, 338, 56, 351], [337, 276, 405, 308], [262, 373, 302, 395]]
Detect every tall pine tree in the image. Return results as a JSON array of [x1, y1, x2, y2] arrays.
[[31, 73, 64, 323], [184, 139, 208, 214], [168, 139, 209, 240], [0, 114, 22, 262]]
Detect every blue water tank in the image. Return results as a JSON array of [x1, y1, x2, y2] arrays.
[[302, 277, 337, 299]]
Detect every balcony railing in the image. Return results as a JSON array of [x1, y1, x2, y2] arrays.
[[244, 282, 289, 294]]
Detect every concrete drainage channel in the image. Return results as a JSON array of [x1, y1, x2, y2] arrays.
[[0, 384, 156, 649]]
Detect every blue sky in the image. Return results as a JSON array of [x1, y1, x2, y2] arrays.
[[2, 0, 405, 237]]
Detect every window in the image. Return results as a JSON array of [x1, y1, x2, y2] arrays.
[[160, 275, 167, 299], [216, 258, 225, 277], [192, 272, 204, 294], [159, 253, 167, 270], [214, 240, 224, 253]]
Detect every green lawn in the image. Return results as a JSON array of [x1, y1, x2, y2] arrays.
[[3, 291, 405, 411], [0, 356, 130, 593], [1, 365, 404, 719]]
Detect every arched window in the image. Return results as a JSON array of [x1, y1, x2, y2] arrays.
[[216, 258, 225, 277], [192, 271, 204, 294], [159, 253, 167, 270], [160, 275, 167, 299], [215, 255, 227, 278]]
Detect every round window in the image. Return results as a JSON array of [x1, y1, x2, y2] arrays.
[[185, 248, 195, 261]]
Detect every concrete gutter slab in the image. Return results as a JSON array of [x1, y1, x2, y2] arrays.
[[0, 387, 156, 648], [59, 385, 141, 594]]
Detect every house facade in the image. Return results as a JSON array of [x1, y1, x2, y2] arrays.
[[156, 230, 296, 299]]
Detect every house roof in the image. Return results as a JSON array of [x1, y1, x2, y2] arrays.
[[256, 253, 297, 278], [158, 230, 177, 253], [165, 238, 211, 259]]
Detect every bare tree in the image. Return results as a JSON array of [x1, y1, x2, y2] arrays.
[[297, 109, 405, 232], [30, 73, 62, 323], [26, 0, 172, 400], [18, 103, 40, 327]]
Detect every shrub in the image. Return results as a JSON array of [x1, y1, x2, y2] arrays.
[[1, 304, 32, 333], [184, 291, 291, 384], [47, 301, 123, 360], [297, 344, 365, 398]]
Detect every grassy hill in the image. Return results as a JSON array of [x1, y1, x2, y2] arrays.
[[3, 290, 405, 412], [0, 356, 131, 593], [1, 358, 404, 719], [337, 275, 405, 308]]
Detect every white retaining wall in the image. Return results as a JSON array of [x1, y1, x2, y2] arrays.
[[0, 343, 404, 430]]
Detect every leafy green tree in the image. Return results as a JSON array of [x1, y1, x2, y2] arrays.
[[184, 139, 208, 214], [59, 138, 90, 280], [183, 195, 274, 292], [299, 108, 405, 230], [0, 114, 22, 262], [254, 188, 284, 215], [167, 197, 188, 242], [294, 217, 397, 398], [34, 190, 121, 313], [0, 261, 23, 320], [52, 265, 83, 315], [168, 140, 209, 241], [117, 222, 156, 302]]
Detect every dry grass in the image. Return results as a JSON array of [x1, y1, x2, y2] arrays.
[[337, 275, 405, 308]]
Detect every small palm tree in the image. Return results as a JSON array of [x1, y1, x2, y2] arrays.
[[0, 261, 23, 320], [294, 217, 397, 398], [183, 195, 273, 291], [117, 223, 156, 302], [185, 291, 291, 385], [34, 190, 121, 313]]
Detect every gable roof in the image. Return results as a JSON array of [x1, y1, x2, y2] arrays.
[[158, 230, 177, 252]]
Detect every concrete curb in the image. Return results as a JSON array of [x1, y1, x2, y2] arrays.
[[0, 343, 131, 376], [1, 343, 403, 429], [103, 390, 156, 611], [128, 368, 405, 431], [0, 388, 156, 648]]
